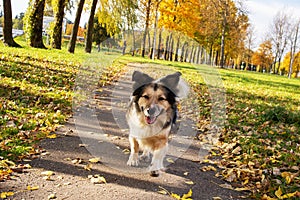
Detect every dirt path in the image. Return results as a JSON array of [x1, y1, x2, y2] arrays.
[[2, 64, 250, 200]]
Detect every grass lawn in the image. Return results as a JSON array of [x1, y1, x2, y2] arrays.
[[0, 39, 299, 199]]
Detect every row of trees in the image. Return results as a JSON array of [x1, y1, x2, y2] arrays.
[[1, 0, 299, 77], [251, 10, 300, 78]]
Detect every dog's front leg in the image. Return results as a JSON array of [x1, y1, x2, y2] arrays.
[[149, 144, 168, 176], [127, 136, 139, 166]]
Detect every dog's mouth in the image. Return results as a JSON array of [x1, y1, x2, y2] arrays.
[[142, 106, 162, 125], [145, 115, 157, 124]]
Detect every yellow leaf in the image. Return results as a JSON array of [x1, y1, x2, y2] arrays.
[[183, 172, 189, 176], [182, 189, 193, 199], [185, 181, 194, 185], [47, 134, 57, 139], [281, 191, 297, 199], [157, 190, 168, 195], [41, 171, 54, 176], [0, 192, 14, 198], [261, 194, 276, 200], [281, 172, 292, 184], [27, 185, 39, 191], [84, 163, 93, 171], [122, 149, 130, 154], [275, 186, 283, 198], [89, 157, 101, 163], [171, 193, 181, 199], [90, 175, 107, 184], [166, 158, 175, 163]]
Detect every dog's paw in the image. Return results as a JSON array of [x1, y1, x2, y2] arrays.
[[127, 153, 139, 166], [139, 154, 151, 162]]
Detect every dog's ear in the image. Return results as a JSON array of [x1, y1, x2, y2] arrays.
[[132, 71, 154, 91], [159, 72, 189, 99], [159, 72, 181, 88]]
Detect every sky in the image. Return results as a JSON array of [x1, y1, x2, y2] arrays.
[[7, 0, 300, 49]]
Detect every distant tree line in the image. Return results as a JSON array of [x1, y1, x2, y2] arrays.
[[0, 0, 299, 77]]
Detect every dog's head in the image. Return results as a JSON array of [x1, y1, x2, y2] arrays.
[[131, 71, 188, 125]]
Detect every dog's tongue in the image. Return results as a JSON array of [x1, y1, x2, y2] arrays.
[[146, 116, 157, 124]]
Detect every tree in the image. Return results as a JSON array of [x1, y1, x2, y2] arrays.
[[2, 0, 21, 47], [287, 19, 300, 78], [93, 16, 109, 47], [68, 0, 85, 53], [51, 0, 69, 49], [85, 0, 98, 53], [141, 0, 152, 57], [252, 40, 273, 72], [268, 10, 290, 74], [24, 0, 47, 48], [281, 51, 300, 77]]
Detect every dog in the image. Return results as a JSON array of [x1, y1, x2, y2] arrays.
[[126, 71, 189, 176]]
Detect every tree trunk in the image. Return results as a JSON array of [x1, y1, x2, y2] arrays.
[[288, 23, 299, 79], [184, 46, 189, 62], [68, 0, 85, 53], [131, 29, 136, 56], [2, 0, 20, 47], [157, 29, 162, 59], [189, 46, 194, 63], [51, 0, 66, 49], [180, 42, 185, 62], [27, 0, 46, 48], [142, 0, 151, 57], [164, 35, 169, 60], [151, 2, 160, 60], [168, 34, 173, 61], [220, 17, 226, 68], [174, 36, 180, 62], [85, 0, 98, 53]]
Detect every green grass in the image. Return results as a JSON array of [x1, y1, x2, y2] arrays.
[[0, 36, 123, 171]]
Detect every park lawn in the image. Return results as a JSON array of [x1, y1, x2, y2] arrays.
[[0, 38, 123, 180]]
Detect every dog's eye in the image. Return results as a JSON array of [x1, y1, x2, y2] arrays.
[[142, 95, 149, 99], [158, 97, 166, 101]]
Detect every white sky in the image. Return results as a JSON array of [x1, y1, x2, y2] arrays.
[[7, 0, 300, 49]]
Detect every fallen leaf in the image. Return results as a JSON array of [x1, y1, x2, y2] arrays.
[[183, 172, 189, 176], [48, 193, 56, 199], [79, 144, 88, 147], [89, 175, 106, 184], [166, 158, 175, 163], [201, 165, 217, 172], [219, 183, 233, 190], [212, 197, 222, 200], [0, 192, 14, 199], [157, 190, 168, 195], [41, 171, 55, 176], [47, 134, 57, 139], [261, 194, 276, 200], [122, 149, 130, 154], [171, 193, 181, 199], [185, 181, 194, 185], [281, 172, 292, 184], [182, 189, 193, 199], [71, 158, 82, 164], [27, 185, 39, 191], [275, 186, 283, 198], [84, 163, 92, 171], [89, 157, 100, 163]]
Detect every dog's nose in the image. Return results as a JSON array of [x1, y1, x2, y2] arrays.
[[147, 107, 156, 115]]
